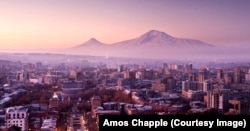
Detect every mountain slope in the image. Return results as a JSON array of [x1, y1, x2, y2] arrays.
[[111, 30, 213, 48]]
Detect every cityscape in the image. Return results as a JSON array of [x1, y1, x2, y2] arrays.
[[1, 0, 250, 131], [0, 52, 250, 131]]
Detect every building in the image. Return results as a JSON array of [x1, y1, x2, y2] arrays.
[[228, 96, 250, 115], [44, 74, 57, 85], [5, 106, 29, 131], [184, 63, 193, 73], [103, 102, 119, 110], [67, 114, 84, 131], [135, 71, 144, 80], [49, 92, 60, 110], [16, 71, 24, 81], [198, 68, 208, 82], [182, 80, 203, 92], [117, 65, 124, 72], [182, 80, 212, 101], [41, 118, 57, 131], [233, 67, 241, 84], [203, 80, 213, 92], [206, 89, 231, 114], [217, 69, 223, 79], [224, 72, 233, 86], [90, 96, 102, 115], [125, 104, 153, 115], [152, 77, 175, 92], [123, 70, 136, 79], [245, 69, 250, 83], [61, 80, 86, 100], [188, 72, 197, 82]]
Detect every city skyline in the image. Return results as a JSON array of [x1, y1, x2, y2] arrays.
[[0, 0, 250, 51]]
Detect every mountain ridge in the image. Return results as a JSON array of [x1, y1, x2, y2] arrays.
[[69, 29, 214, 48], [58, 29, 218, 60]]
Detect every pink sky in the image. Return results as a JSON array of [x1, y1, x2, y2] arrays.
[[0, 0, 250, 50]]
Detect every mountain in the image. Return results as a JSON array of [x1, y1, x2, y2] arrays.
[[64, 38, 109, 56], [112, 30, 213, 48], [62, 29, 217, 60], [107, 30, 215, 60], [71, 38, 107, 48]]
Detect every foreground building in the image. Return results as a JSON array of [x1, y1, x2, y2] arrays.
[[5, 106, 29, 131]]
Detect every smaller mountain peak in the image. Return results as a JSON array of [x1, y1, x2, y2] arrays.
[[70, 38, 106, 48], [88, 38, 98, 42], [85, 38, 104, 45]]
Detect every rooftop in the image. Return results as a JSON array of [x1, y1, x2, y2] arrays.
[[6, 106, 28, 113]]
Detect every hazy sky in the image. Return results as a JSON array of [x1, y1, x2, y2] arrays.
[[0, 0, 250, 50]]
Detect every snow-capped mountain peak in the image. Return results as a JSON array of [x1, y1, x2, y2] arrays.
[[141, 30, 174, 39], [135, 30, 175, 45]]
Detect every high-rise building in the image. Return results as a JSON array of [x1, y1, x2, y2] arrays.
[[5, 106, 29, 131], [198, 69, 208, 82], [16, 71, 24, 81], [245, 69, 250, 83], [182, 80, 203, 92], [184, 63, 193, 73], [123, 70, 136, 79], [216, 69, 223, 79], [206, 89, 231, 114], [135, 71, 144, 79], [203, 80, 213, 92], [117, 65, 124, 72], [224, 72, 233, 86], [181, 80, 207, 101], [234, 67, 241, 84]]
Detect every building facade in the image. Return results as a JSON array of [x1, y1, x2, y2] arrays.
[[5, 106, 29, 131]]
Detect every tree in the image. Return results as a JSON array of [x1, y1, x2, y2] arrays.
[[60, 101, 73, 112], [7, 125, 21, 131]]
